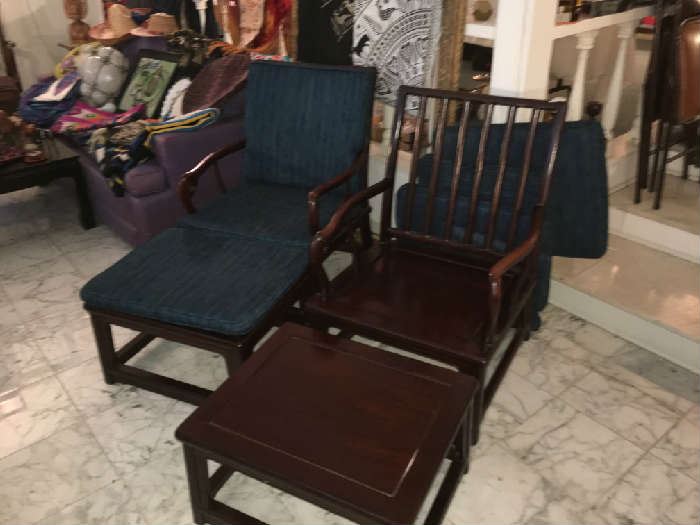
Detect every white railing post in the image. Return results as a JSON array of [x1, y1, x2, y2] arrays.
[[602, 20, 636, 138], [568, 30, 599, 121]]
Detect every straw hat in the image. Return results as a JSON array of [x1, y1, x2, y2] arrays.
[[88, 4, 137, 45], [131, 13, 179, 38]]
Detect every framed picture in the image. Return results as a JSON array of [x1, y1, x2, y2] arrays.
[[118, 50, 179, 118]]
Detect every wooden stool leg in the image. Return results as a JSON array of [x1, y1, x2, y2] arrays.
[[654, 122, 672, 209], [183, 445, 210, 525], [90, 314, 117, 385]]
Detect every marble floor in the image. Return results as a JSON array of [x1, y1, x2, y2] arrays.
[[1, 181, 699, 525], [552, 234, 700, 342], [609, 176, 699, 235]]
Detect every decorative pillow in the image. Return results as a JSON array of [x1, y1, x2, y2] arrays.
[[160, 78, 191, 120], [78, 46, 129, 108]]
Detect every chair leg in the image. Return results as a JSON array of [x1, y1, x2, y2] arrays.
[[654, 121, 672, 210], [360, 216, 373, 249], [90, 314, 117, 385], [634, 97, 653, 202], [648, 121, 664, 193]]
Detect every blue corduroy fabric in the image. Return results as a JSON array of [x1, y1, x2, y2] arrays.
[[243, 61, 376, 191], [179, 182, 345, 246], [80, 62, 377, 337], [395, 120, 608, 326], [80, 227, 309, 336]]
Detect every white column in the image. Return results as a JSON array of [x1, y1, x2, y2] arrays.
[[490, 0, 557, 100], [602, 21, 635, 138], [567, 30, 599, 121], [195, 0, 207, 35]]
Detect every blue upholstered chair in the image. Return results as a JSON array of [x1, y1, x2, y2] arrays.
[[80, 61, 376, 404]]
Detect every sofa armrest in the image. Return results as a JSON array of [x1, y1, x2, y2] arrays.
[[150, 116, 246, 189]]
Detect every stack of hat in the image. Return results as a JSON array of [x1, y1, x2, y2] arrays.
[[89, 4, 179, 45]]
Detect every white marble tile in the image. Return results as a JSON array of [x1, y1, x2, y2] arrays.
[[3, 270, 86, 323], [0, 235, 63, 280], [58, 358, 166, 418], [446, 442, 548, 525], [492, 371, 554, 423], [86, 397, 192, 476], [510, 338, 593, 396], [130, 340, 228, 391], [591, 361, 694, 416], [650, 406, 700, 482], [504, 398, 579, 453], [31, 312, 97, 373], [0, 375, 81, 460], [120, 447, 194, 525], [507, 403, 645, 507], [0, 296, 22, 336], [38, 480, 146, 525], [0, 325, 53, 392], [0, 424, 118, 525], [562, 370, 681, 449], [597, 453, 700, 525]]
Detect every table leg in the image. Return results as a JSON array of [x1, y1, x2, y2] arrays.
[[72, 164, 95, 229], [183, 445, 211, 525]]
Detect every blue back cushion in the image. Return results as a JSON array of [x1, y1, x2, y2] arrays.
[[397, 121, 555, 252], [243, 61, 376, 190]]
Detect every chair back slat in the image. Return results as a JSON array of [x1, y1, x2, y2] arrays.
[[444, 102, 471, 239], [464, 103, 494, 243], [485, 106, 517, 249], [424, 98, 449, 234], [383, 86, 566, 257], [403, 96, 428, 231], [507, 109, 541, 249]]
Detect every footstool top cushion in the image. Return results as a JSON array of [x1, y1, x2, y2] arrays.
[[176, 323, 477, 524]]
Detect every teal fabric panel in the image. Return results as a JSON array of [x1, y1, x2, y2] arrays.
[[243, 61, 376, 190], [179, 182, 346, 246], [80, 227, 308, 336]]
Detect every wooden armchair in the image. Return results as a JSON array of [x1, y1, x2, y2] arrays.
[[303, 87, 566, 441]]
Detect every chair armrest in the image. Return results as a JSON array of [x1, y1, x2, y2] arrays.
[[309, 178, 392, 267], [486, 205, 545, 337], [177, 139, 247, 213], [307, 149, 369, 233]]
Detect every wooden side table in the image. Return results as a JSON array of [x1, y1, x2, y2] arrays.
[[0, 139, 95, 229], [176, 323, 477, 525]]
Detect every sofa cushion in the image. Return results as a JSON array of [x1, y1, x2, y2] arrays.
[[80, 227, 308, 336], [243, 61, 375, 191], [179, 182, 346, 245], [124, 161, 168, 197]]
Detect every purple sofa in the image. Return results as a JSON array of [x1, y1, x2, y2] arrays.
[[71, 37, 246, 246]]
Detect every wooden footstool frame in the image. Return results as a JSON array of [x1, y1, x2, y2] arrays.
[[176, 324, 477, 525]]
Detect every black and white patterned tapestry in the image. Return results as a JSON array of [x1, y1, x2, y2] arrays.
[[352, 0, 440, 107]]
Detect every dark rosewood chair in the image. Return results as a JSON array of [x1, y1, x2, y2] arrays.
[[80, 61, 376, 404], [303, 87, 566, 440]]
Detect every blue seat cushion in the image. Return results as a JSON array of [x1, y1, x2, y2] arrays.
[[80, 227, 308, 336], [178, 182, 346, 246]]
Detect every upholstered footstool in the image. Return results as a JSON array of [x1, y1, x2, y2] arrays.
[[176, 323, 477, 525]]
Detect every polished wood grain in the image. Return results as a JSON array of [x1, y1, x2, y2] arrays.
[[304, 86, 566, 443], [177, 323, 476, 525]]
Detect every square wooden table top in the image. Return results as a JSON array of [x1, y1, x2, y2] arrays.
[[177, 323, 477, 525]]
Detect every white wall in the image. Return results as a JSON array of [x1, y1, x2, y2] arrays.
[[0, 0, 104, 87]]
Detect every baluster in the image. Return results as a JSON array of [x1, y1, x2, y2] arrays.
[[507, 109, 541, 250], [379, 91, 407, 241], [567, 30, 599, 121], [444, 102, 471, 239], [403, 97, 428, 231], [464, 104, 494, 244], [486, 106, 517, 249], [424, 99, 449, 234], [602, 21, 636, 139]]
